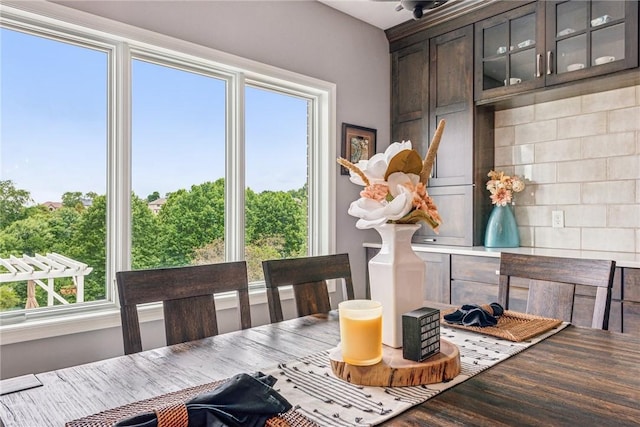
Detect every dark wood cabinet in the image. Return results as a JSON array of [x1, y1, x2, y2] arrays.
[[428, 25, 474, 187], [412, 185, 473, 246], [418, 251, 451, 303], [450, 255, 500, 306], [410, 24, 494, 246], [475, 2, 544, 100], [475, 0, 639, 101], [622, 267, 640, 336], [545, 0, 638, 86], [391, 41, 429, 145]]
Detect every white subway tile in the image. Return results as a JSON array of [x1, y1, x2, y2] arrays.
[[581, 228, 635, 252], [513, 186, 535, 206], [514, 164, 534, 181], [535, 183, 582, 205], [494, 146, 513, 168], [525, 163, 556, 184], [564, 204, 607, 227], [535, 227, 581, 249], [608, 204, 640, 228], [518, 226, 533, 247], [582, 132, 636, 158], [495, 126, 515, 147], [495, 95, 639, 255], [582, 181, 636, 204], [495, 105, 534, 127], [609, 106, 640, 132], [535, 138, 581, 163], [517, 205, 554, 226], [557, 112, 607, 139], [515, 120, 557, 144], [535, 96, 581, 120], [608, 155, 640, 179], [557, 158, 606, 182], [582, 86, 636, 113], [514, 144, 534, 164]]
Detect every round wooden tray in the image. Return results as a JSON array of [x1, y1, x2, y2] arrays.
[[329, 338, 460, 387]]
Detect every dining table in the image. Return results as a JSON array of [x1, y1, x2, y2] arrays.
[[0, 309, 639, 426]]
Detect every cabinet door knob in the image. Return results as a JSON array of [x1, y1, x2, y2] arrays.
[[546, 51, 553, 75], [536, 53, 543, 77]]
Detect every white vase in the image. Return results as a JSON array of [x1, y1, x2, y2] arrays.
[[368, 223, 425, 348]]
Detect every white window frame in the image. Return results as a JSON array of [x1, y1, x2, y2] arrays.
[[0, 1, 336, 344]]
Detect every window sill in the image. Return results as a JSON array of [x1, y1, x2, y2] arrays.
[[0, 287, 283, 345]]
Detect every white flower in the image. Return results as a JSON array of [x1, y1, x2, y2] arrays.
[[336, 122, 447, 233], [347, 189, 413, 229], [348, 140, 413, 186]]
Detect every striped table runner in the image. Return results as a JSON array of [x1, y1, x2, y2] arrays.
[[265, 322, 569, 427]]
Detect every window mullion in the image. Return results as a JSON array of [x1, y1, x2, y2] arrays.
[[225, 73, 245, 262], [110, 41, 132, 306]]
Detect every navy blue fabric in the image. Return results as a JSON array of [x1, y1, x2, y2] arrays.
[[443, 303, 504, 327], [114, 372, 291, 427]]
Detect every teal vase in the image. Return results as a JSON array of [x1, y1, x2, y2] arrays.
[[484, 204, 520, 248]]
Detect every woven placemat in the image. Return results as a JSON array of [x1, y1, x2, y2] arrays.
[[65, 377, 319, 427], [441, 309, 563, 342]]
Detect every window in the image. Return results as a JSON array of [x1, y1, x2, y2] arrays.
[[0, 26, 110, 313], [245, 85, 310, 282], [0, 3, 335, 328], [131, 57, 227, 270]]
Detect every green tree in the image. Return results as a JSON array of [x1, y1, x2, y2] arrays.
[[67, 195, 107, 301], [62, 191, 84, 209], [131, 194, 163, 269], [245, 189, 306, 258], [245, 236, 285, 282], [158, 179, 225, 266], [0, 180, 32, 228], [192, 236, 285, 282], [0, 285, 20, 310], [146, 191, 161, 203], [0, 212, 55, 257]]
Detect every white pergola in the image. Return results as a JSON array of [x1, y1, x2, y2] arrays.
[[0, 253, 93, 308]]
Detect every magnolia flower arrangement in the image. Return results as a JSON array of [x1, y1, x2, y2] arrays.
[[337, 120, 446, 231], [486, 170, 525, 206]]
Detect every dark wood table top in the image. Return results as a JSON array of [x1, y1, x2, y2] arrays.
[[1, 311, 639, 426]]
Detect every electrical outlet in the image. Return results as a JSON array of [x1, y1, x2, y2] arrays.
[[552, 210, 564, 228]]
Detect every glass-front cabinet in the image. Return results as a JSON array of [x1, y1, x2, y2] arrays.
[[475, 0, 638, 101], [475, 2, 543, 100], [546, 0, 638, 85]]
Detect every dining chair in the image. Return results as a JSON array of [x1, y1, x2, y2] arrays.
[[262, 253, 356, 323], [497, 252, 616, 329], [116, 261, 251, 354]]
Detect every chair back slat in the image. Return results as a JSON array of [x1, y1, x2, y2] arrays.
[[526, 280, 575, 322], [293, 281, 332, 317], [262, 253, 355, 323], [164, 295, 219, 346], [117, 261, 250, 354], [498, 252, 615, 329]]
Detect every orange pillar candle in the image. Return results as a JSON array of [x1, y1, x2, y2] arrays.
[[338, 300, 383, 366]]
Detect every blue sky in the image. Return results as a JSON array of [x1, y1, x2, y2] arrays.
[[1, 27, 308, 204]]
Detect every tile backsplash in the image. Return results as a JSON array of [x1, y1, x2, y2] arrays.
[[494, 85, 640, 253]]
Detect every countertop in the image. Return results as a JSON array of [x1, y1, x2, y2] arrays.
[[363, 242, 640, 269]]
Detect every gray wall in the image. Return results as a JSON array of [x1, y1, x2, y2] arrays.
[[0, 0, 389, 379]]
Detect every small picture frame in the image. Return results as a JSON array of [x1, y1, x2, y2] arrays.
[[341, 123, 377, 175]]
